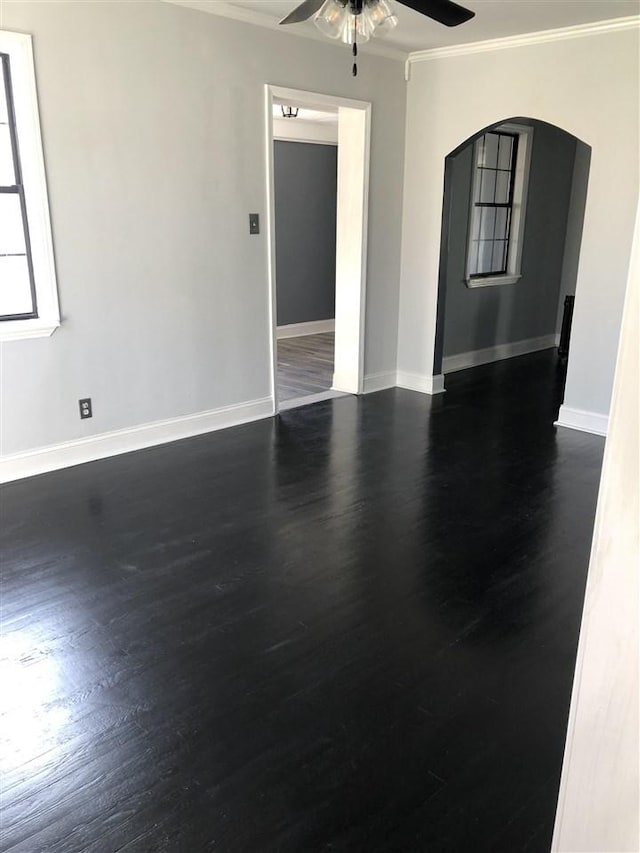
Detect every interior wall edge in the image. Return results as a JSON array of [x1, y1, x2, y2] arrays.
[[396, 371, 446, 395], [362, 371, 398, 393], [554, 405, 609, 437], [552, 204, 639, 853]]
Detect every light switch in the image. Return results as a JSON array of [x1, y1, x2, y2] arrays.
[[249, 213, 260, 235]]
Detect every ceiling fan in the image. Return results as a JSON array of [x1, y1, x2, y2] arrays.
[[280, 0, 475, 75]]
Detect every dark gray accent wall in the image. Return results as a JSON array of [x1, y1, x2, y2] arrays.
[[274, 141, 337, 327], [441, 121, 577, 358]]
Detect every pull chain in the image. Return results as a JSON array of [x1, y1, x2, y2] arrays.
[[352, 31, 358, 77]]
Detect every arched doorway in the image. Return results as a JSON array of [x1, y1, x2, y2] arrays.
[[433, 117, 591, 419]]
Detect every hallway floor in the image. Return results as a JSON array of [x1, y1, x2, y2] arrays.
[[1, 350, 603, 852], [277, 331, 334, 402]]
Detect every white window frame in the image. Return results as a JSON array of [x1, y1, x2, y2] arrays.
[[0, 30, 59, 341], [465, 123, 533, 288]]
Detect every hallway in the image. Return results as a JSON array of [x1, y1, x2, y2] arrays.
[[277, 331, 335, 402]]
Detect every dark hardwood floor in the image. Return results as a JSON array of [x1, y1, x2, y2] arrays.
[[0, 350, 603, 852], [277, 332, 334, 402]]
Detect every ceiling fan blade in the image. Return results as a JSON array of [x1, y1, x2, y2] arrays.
[[396, 0, 475, 27], [279, 0, 327, 25]]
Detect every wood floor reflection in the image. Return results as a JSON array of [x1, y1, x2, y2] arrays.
[[0, 350, 603, 852]]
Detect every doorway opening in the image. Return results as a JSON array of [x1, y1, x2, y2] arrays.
[[273, 102, 339, 408], [265, 86, 371, 413], [433, 118, 591, 417]]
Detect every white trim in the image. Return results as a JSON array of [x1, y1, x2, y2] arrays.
[[396, 371, 446, 395], [0, 396, 274, 483], [264, 86, 279, 415], [266, 85, 371, 412], [551, 204, 639, 852], [279, 390, 348, 411], [466, 274, 521, 289], [0, 30, 60, 341], [276, 319, 335, 339], [363, 371, 397, 393], [443, 334, 557, 374], [334, 103, 371, 396], [274, 133, 338, 147], [555, 405, 609, 437], [267, 86, 370, 114], [331, 366, 354, 394], [162, 0, 406, 61], [555, 332, 561, 347], [273, 118, 338, 146], [0, 319, 59, 341], [408, 16, 640, 64], [502, 124, 532, 282]]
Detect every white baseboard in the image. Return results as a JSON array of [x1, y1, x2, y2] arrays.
[[0, 396, 274, 483], [443, 334, 557, 374], [396, 371, 446, 395], [279, 390, 348, 411], [276, 319, 335, 339], [555, 405, 609, 437], [363, 371, 397, 393]]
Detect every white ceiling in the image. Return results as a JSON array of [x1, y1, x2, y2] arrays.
[[190, 0, 639, 54]]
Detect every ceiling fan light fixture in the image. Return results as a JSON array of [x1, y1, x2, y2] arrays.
[[314, 0, 349, 39], [314, 0, 398, 46], [282, 0, 474, 77], [339, 11, 375, 44], [367, 0, 398, 36]]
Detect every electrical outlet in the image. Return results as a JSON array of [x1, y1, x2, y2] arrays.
[[249, 213, 260, 235], [79, 398, 92, 419]]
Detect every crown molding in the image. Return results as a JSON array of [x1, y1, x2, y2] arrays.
[[408, 15, 640, 65], [161, 0, 408, 62]]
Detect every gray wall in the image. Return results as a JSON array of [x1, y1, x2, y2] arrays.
[[556, 141, 591, 333], [274, 141, 337, 327], [441, 121, 577, 359], [0, 1, 406, 456]]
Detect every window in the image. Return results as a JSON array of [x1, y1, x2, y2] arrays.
[[0, 31, 59, 340], [1, 53, 36, 319], [465, 124, 533, 288], [467, 131, 517, 278]]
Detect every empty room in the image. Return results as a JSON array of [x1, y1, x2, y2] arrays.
[[0, 1, 638, 852]]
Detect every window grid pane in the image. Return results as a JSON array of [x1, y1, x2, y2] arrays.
[[479, 168, 496, 203], [468, 131, 518, 278], [0, 193, 27, 254], [481, 132, 499, 169], [0, 52, 37, 319], [0, 255, 33, 315], [497, 134, 513, 171], [0, 125, 15, 184]]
